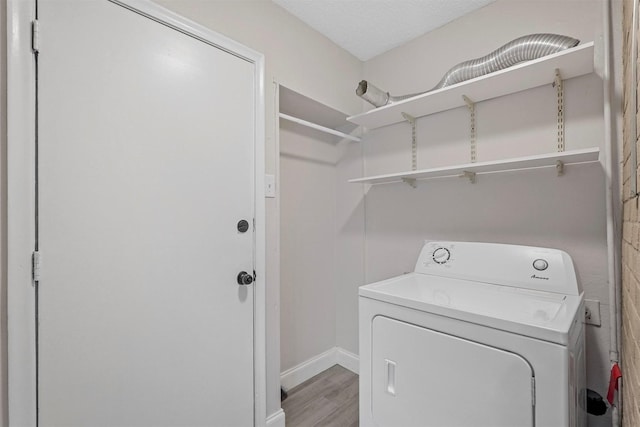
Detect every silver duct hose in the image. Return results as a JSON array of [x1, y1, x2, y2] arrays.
[[357, 33, 580, 108]]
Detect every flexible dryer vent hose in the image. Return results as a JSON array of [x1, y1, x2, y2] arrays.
[[356, 33, 580, 108]]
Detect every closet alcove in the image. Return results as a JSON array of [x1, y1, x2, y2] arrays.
[[277, 85, 364, 392]]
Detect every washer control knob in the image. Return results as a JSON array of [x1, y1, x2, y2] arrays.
[[432, 247, 451, 264], [533, 259, 549, 271]]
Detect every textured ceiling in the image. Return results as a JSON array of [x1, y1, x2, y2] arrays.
[[272, 0, 496, 61]]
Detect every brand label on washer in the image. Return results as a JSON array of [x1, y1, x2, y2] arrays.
[[531, 274, 550, 280]]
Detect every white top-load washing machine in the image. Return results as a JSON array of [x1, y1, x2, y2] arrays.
[[359, 241, 585, 427]]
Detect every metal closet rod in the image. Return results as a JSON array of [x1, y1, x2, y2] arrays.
[[279, 113, 361, 142]]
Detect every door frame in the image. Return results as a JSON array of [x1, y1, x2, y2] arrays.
[[6, 1, 267, 425]]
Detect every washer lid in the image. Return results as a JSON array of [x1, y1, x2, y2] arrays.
[[359, 273, 582, 345]]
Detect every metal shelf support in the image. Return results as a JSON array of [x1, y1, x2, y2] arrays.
[[402, 178, 417, 188], [553, 68, 565, 153], [401, 112, 418, 188], [463, 95, 477, 163], [459, 170, 477, 184]]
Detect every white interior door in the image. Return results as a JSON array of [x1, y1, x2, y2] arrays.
[[372, 316, 534, 427], [37, 1, 256, 425]]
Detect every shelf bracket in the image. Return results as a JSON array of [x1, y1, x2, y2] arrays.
[[556, 160, 564, 176], [459, 171, 476, 184], [402, 177, 417, 188], [552, 68, 564, 152], [462, 95, 477, 163], [401, 112, 418, 173]]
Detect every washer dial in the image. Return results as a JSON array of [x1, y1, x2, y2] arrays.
[[432, 247, 451, 264]]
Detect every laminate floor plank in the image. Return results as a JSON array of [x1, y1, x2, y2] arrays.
[[282, 365, 359, 427]]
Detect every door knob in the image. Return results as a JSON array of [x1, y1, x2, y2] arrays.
[[237, 271, 253, 285]]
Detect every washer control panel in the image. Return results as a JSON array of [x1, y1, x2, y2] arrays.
[[414, 241, 580, 296]]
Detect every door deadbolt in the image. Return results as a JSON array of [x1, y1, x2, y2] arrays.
[[237, 219, 249, 233], [237, 271, 253, 285]]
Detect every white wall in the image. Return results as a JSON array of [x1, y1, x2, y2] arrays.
[[352, 1, 613, 426], [279, 123, 339, 372], [279, 116, 364, 371], [334, 136, 365, 356], [277, 68, 367, 373]]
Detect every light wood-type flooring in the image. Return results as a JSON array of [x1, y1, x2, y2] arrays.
[[282, 365, 359, 427]]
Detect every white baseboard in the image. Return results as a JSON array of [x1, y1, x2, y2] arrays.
[[266, 408, 285, 427], [280, 347, 360, 391], [336, 347, 359, 374], [280, 347, 338, 390]]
